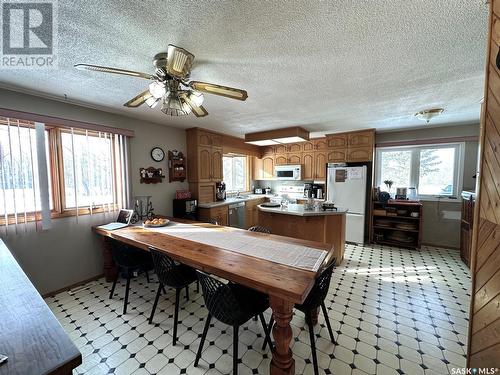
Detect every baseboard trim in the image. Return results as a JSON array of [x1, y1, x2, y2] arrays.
[[421, 242, 460, 250], [42, 274, 104, 298]]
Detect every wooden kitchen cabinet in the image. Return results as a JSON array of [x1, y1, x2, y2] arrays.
[[274, 144, 288, 154], [314, 138, 328, 151], [287, 153, 301, 164], [245, 198, 266, 228], [211, 147, 223, 181], [197, 146, 212, 182], [327, 134, 347, 148], [346, 146, 372, 162], [275, 154, 287, 165], [187, 128, 225, 202], [262, 155, 274, 179], [198, 205, 228, 226], [302, 152, 314, 180], [347, 131, 373, 147], [288, 143, 302, 153], [302, 141, 315, 152], [327, 149, 347, 163], [314, 152, 327, 180]]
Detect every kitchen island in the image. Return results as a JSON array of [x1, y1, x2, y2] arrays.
[[258, 204, 347, 265]]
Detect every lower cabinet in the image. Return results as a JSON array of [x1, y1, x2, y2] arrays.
[[198, 205, 228, 226], [244, 198, 266, 228]]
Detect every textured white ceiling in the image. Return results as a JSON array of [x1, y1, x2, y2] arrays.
[[0, 0, 488, 136]]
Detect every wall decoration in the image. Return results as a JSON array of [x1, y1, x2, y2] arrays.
[[168, 150, 186, 182], [139, 167, 165, 184]]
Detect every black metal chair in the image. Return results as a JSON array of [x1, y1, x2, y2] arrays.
[[109, 241, 154, 315], [148, 247, 198, 346], [248, 225, 271, 234], [263, 260, 336, 375], [194, 271, 273, 375]]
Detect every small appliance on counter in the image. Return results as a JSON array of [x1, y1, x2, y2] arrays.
[[312, 184, 324, 199], [303, 183, 313, 198], [254, 187, 263, 194], [173, 198, 197, 220], [395, 187, 408, 200], [216, 182, 226, 201], [265, 187, 272, 195]]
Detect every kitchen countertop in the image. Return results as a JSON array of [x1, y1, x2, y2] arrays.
[[197, 194, 275, 208], [258, 203, 347, 217]]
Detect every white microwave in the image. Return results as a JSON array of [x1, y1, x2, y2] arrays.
[[275, 165, 302, 180]]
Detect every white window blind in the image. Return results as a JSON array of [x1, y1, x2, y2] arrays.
[[0, 119, 51, 232], [0, 116, 131, 232]]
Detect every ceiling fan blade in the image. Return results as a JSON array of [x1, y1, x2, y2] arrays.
[[123, 90, 153, 107], [166, 44, 194, 79], [189, 81, 248, 101], [74, 64, 154, 80], [181, 93, 209, 117]]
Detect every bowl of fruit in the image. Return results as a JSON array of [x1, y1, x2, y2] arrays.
[[143, 217, 170, 228]]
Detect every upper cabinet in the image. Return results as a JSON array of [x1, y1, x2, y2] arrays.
[[347, 131, 373, 147], [251, 129, 375, 181], [288, 143, 302, 153], [187, 128, 224, 184], [313, 138, 328, 151], [327, 134, 347, 149], [274, 154, 287, 165], [274, 144, 288, 154]]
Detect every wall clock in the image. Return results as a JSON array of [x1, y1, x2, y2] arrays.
[[151, 147, 165, 162]]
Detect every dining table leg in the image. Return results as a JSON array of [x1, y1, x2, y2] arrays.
[[269, 295, 295, 375]]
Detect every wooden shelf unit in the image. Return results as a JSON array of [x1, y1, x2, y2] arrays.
[[369, 200, 423, 249]]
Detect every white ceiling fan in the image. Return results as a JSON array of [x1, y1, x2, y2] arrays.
[[74, 44, 248, 117]]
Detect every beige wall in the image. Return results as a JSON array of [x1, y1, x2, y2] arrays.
[[0, 88, 189, 294], [375, 123, 479, 248]]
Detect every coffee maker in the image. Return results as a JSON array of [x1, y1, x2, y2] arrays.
[[303, 183, 313, 198], [216, 182, 226, 201], [312, 184, 324, 199]]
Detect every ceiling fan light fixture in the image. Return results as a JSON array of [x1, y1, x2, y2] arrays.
[[149, 81, 166, 99], [166, 44, 194, 79], [145, 96, 160, 108], [188, 90, 204, 106], [415, 108, 444, 123], [161, 91, 191, 116]]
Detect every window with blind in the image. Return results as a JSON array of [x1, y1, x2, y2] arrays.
[[0, 117, 130, 231]]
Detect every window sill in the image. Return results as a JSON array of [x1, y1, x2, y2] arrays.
[[416, 196, 461, 203], [0, 205, 119, 226]]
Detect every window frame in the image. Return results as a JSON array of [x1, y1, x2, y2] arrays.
[[222, 154, 250, 193], [375, 142, 464, 201], [0, 122, 121, 225]]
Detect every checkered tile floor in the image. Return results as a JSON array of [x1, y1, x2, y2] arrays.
[[45, 243, 470, 375]]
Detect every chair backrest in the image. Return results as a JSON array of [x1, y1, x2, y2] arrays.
[[149, 247, 189, 287], [301, 259, 336, 310], [248, 225, 271, 234], [110, 240, 142, 268], [208, 218, 219, 225], [196, 270, 242, 325]]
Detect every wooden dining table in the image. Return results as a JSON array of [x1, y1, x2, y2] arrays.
[[93, 219, 334, 375]]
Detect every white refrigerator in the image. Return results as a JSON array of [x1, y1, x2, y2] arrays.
[[326, 164, 367, 244]]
